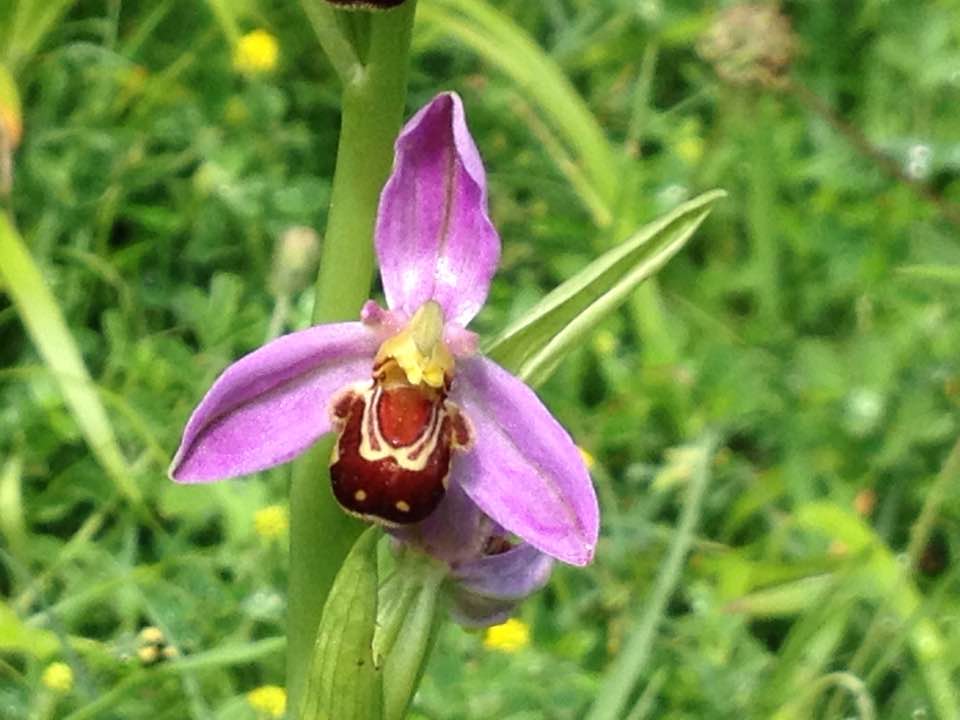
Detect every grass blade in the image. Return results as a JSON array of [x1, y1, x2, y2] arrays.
[[0, 214, 141, 505], [485, 190, 725, 386], [585, 435, 716, 720]]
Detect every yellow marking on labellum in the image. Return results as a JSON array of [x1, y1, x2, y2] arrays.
[[395, 500, 411, 513], [374, 301, 453, 388], [354, 489, 367, 502]]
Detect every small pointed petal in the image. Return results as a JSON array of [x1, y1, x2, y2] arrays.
[[450, 357, 599, 566], [376, 92, 500, 327], [450, 544, 552, 627], [171, 323, 378, 482], [453, 543, 554, 601]]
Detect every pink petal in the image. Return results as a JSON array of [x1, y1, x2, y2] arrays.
[[170, 322, 378, 482], [453, 543, 554, 601], [449, 357, 599, 566], [376, 92, 501, 327]]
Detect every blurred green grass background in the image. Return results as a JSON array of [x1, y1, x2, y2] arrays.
[[2, 1, 960, 718]]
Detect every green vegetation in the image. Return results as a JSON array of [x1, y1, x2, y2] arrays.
[[2, 1, 959, 718]]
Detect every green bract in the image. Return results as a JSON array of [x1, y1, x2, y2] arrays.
[[300, 528, 382, 720], [486, 190, 726, 387], [378, 555, 445, 720]]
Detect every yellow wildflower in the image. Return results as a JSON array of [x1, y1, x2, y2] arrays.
[[676, 135, 704, 165], [483, 618, 530, 653], [41, 662, 73, 693], [247, 685, 287, 718], [233, 30, 279, 76], [138, 625, 165, 645], [255, 505, 289, 539]]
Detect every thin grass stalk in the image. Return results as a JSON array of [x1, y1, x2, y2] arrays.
[[585, 434, 716, 720]]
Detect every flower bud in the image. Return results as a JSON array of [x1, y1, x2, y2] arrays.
[[698, 3, 796, 89], [136, 625, 178, 665], [269, 226, 320, 296], [41, 662, 73, 693], [325, 0, 407, 9]]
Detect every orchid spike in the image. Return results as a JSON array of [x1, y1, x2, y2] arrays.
[[170, 92, 599, 569]]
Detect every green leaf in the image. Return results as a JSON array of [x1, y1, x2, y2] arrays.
[[772, 672, 876, 720], [165, 637, 285, 672], [485, 190, 725, 387], [0, 214, 142, 506], [374, 554, 446, 720], [372, 569, 420, 670], [300, 527, 382, 720]]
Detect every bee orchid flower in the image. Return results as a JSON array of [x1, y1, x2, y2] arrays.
[[170, 93, 599, 578]]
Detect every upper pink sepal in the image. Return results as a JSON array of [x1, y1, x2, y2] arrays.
[[375, 92, 501, 328]]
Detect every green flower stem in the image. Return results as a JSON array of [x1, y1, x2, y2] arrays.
[[301, 1, 361, 83], [287, 1, 417, 710]]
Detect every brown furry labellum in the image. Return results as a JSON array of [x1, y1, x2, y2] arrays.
[[329, 368, 472, 525]]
